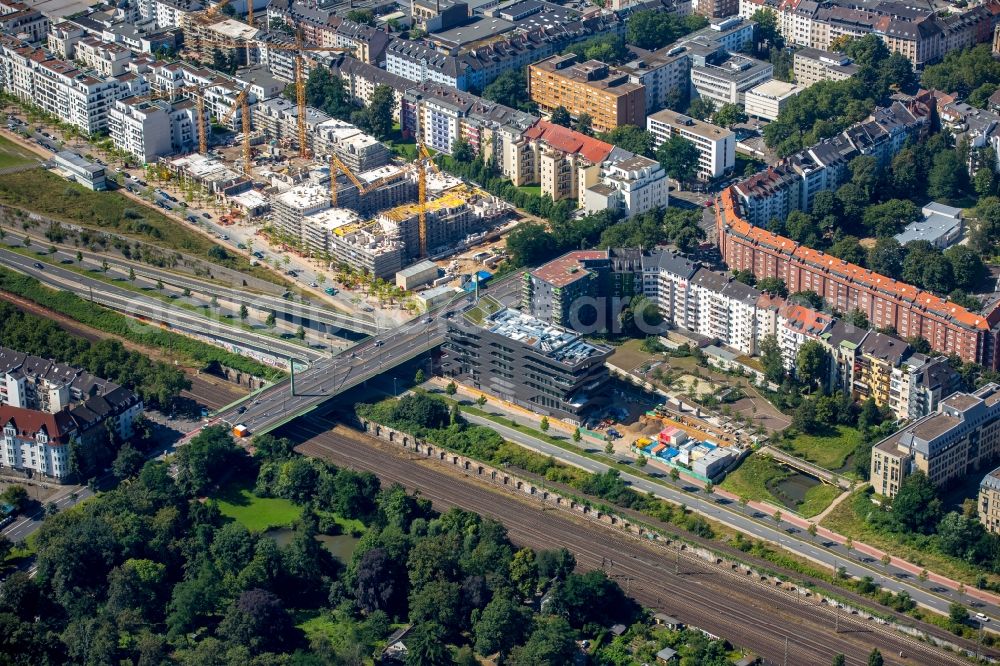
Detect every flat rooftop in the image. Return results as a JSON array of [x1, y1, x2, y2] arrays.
[[746, 79, 800, 100], [531, 250, 607, 288], [305, 207, 361, 232], [486, 308, 610, 363], [647, 110, 734, 141]]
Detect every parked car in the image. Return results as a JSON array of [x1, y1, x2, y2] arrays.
[[202, 212, 212, 219], [324, 287, 338, 295], [33, 262, 43, 269], [310, 281, 318, 288]]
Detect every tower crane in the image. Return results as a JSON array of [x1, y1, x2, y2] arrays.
[[328, 152, 404, 207], [221, 87, 253, 173]]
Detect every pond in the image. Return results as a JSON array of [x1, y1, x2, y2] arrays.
[[265, 527, 361, 564], [768, 470, 822, 511]]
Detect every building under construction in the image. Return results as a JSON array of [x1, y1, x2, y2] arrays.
[[377, 184, 512, 262]]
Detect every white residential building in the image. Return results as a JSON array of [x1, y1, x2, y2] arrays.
[[583, 155, 669, 218], [690, 52, 773, 105], [647, 109, 735, 180], [109, 97, 202, 162], [777, 303, 834, 371], [0, 407, 76, 479]]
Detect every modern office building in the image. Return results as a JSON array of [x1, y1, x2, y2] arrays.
[[872, 384, 1000, 498], [744, 80, 801, 120], [690, 51, 773, 106], [792, 47, 859, 87], [528, 54, 646, 133], [442, 300, 613, 421], [51, 151, 106, 190], [647, 110, 735, 180]]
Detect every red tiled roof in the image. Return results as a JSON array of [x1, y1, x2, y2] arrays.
[[717, 189, 989, 331], [0, 405, 76, 443], [523, 120, 614, 164]]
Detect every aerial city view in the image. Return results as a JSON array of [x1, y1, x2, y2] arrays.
[[8, 0, 1000, 661]]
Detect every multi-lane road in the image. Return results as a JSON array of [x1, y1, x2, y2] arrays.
[[214, 273, 524, 433], [0, 246, 327, 363], [289, 420, 991, 666]]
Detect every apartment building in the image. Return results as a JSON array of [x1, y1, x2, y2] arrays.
[[0, 407, 77, 479], [647, 109, 735, 180], [266, 0, 391, 65], [384, 14, 624, 92], [872, 384, 1000, 498], [0, 5, 48, 44], [778, 304, 834, 371], [442, 303, 613, 422], [529, 54, 646, 133], [523, 250, 610, 329], [583, 155, 669, 218], [182, 18, 258, 68], [693, 0, 739, 19], [501, 120, 615, 201], [0, 40, 146, 136], [330, 55, 410, 120], [327, 220, 405, 279], [744, 80, 801, 120], [739, 0, 1000, 68], [313, 118, 391, 174], [792, 47, 859, 87], [137, 0, 203, 30], [377, 185, 511, 262], [300, 207, 361, 256], [690, 51, 773, 106], [400, 82, 537, 158], [252, 96, 330, 154], [109, 97, 202, 162], [717, 188, 1000, 367], [74, 37, 132, 77], [979, 467, 1000, 534], [733, 97, 931, 226], [272, 183, 331, 245]]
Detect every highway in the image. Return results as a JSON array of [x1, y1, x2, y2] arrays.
[[215, 273, 524, 433], [0, 246, 326, 363], [50, 243, 378, 336], [288, 420, 984, 666], [460, 411, 1000, 621]]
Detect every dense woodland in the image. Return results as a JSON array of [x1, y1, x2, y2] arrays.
[[0, 424, 660, 665]]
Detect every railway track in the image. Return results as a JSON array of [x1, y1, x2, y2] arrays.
[[282, 417, 981, 666]]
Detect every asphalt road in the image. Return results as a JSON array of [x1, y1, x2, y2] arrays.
[[462, 412, 1000, 620], [0, 246, 325, 362], [216, 272, 524, 434], [286, 419, 977, 666], [32, 240, 376, 336]]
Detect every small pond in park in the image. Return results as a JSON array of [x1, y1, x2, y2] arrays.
[[264, 527, 361, 564], [767, 468, 823, 511]]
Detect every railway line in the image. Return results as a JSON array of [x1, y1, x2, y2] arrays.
[[283, 417, 981, 666]]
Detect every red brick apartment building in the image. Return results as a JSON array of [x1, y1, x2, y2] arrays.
[[716, 188, 1000, 367]]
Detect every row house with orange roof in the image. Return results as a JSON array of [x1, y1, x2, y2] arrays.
[[717, 187, 1000, 368]]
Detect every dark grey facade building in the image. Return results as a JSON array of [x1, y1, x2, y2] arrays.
[[442, 300, 612, 422]]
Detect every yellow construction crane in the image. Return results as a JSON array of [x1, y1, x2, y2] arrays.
[[221, 87, 252, 173], [416, 142, 439, 258], [328, 152, 403, 206]]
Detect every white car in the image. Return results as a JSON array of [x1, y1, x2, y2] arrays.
[[977, 612, 990, 622]]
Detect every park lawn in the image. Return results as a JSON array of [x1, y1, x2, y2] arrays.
[[0, 169, 282, 285], [720, 453, 788, 507], [0, 135, 38, 169], [782, 425, 861, 471], [317, 509, 365, 535], [213, 482, 301, 532], [820, 490, 1000, 588], [517, 185, 542, 197], [797, 483, 841, 519]]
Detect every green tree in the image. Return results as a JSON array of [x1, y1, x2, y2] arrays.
[[757, 277, 787, 297], [539, 416, 549, 432], [346, 8, 375, 25], [476, 395, 487, 407], [451, 137, 473, 163], [713, 102, 748, 128], [891, 470, 942, 533], [295, 325, 305, 340], [414, 368, 426, 384], [949, 602, 968, 626], [219, 589, 294, 655], [111, 443, 145, 479], [265, 312, 276, 327], [574, 113, 593, 135], [656, 135, 700, 184], [572, 427, 581, 442], [597, 125, 655, 156], [445, 381, 457, 395], [474, 594, 533, 658], [945, 245, 986, 292], [239, 304, 249, 320], [365, 84, 395, 139], [407, 622, 455, 666], [867, 237, 905, 279], [928, 150, 968, 201], [508, 616, 576, 665], [483, 69, 536, 112], [510, 548, 539, 599], [550, 106, 571, 127], [868, 648, 884, 666], [759, 333, 784, 383], [795, 340, 828, 390], [687, 97, 715, 121]]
